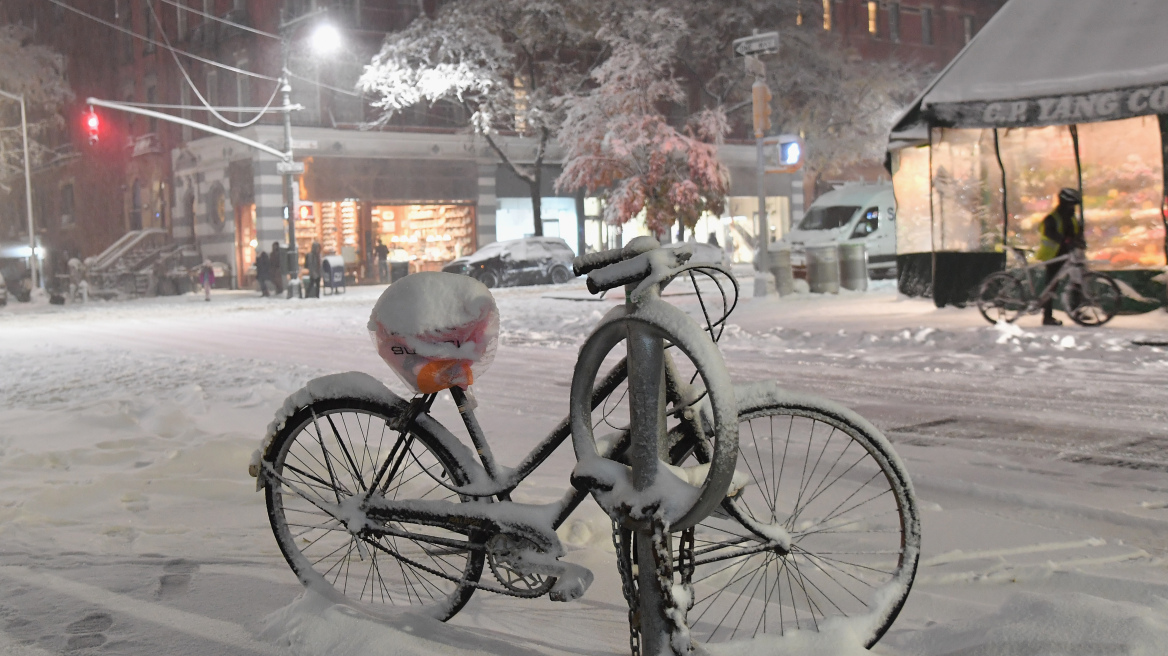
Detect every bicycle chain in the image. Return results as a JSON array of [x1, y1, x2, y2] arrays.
[[612, 520, 641, 656], [611, 520, 698, 656]]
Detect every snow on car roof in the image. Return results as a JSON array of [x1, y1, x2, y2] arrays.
[[807, 183, 893, 209]]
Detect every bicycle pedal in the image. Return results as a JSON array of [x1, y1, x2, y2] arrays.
[[548, 562, 594, 602]]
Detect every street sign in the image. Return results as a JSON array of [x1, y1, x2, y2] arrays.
[[277, 161, 305, 175], [733, 32, 780, 57]]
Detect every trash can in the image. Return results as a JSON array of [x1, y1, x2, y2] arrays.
[[838, 242, 868, 292], [284, 249, 300, 299], [322, 255, 346, 295], [805, 244, 840, 294], [390, 261, 410, 283], [768, 247, 795, 296]]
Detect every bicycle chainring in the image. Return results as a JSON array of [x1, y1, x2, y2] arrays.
[[486, 534, 556, 597]]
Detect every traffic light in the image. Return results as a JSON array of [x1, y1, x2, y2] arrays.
[[84, 109, 100, 145], [751, 80, 772, 138], [778, 136, 801, 167], [763, 134, 805, 174]]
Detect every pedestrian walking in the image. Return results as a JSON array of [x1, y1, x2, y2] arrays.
[[256, 251, 272, 297], [305, 242, 323, 298], [375, 239, 390, 283], [199, 260, 215, 301], [1035, 188, 1085, 326], [270, 242, 285, 295]]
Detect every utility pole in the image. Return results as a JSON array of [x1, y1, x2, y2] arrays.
[[280, 35, 299, 297], [751, 65, 773, 298], [0, 90, 38, 289], [733, 31, 780, 298]]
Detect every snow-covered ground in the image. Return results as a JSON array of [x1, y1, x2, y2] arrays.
[[2, 274, 1168, 655]]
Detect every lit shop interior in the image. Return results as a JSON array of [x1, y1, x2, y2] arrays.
[[291, 200, 476, 277], [891, 116, 1165, 308]]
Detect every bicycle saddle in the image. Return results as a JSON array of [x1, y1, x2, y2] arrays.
[[369, 271, 500, 394]]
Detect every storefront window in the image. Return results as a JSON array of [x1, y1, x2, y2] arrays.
[[496, 197, 580, 253], [891, 145, 931, 254], [373, 204, 475, 272], [1077, 116, 1165, 269], [997, 125, 1078, 255], [930, 128, 1003, 252]]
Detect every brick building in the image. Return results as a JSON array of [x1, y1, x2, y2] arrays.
[[799, 0, 1009, 199], [2, 1, 801, 288]]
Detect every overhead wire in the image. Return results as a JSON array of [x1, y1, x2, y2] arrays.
[[47, 0, 278, 82], [145, 0, 280, 129], [156, 0, 280, 40], [51, 0, 361, 98]]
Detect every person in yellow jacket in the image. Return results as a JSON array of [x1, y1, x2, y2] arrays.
[[1035, 188, 1085, 325]]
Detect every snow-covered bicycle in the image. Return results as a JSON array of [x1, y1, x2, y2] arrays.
[[251, 237, 920, 652]]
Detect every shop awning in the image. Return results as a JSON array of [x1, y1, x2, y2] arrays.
[[890, 0, 1168, 139]]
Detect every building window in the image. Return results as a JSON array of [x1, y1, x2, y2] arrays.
[[822, 0, 832, 31], [143, 1, 156, 54], [963, 15, 974, 44], [180, 85, 192, 141], [206, 70, 219, 121], [236, 59, 250, 122], [868, 2, 878, 35], [796, 0, 803, 26], [121, 1, 134, 63], [146, 82, 157, 133], [921, 7, 933, 45], [61, 184, 75, 227], [889, 2, 900, 42], [176, 0, 187, 40]]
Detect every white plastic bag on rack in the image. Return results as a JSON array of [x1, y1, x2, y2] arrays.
[[368, 271, 499, 394]]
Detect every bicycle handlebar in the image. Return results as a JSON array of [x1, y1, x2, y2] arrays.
[[585, 255, 653, 294], [573, 236, 660, 276]]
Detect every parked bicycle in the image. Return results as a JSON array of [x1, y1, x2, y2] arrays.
[[976, 247, 1121, 327], [251, 237, 920, 653]]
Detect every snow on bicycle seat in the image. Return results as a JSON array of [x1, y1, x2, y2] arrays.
[[368, 271, 499, 394]]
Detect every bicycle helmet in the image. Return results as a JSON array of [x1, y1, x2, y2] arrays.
[[368, 271, 499, 394], [1057, 188, 1082, 205]]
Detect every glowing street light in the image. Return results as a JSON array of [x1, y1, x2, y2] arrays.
[[310, 24, 342, 55]]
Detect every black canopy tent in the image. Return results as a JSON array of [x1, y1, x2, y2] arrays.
[[887, 0, 1168, 308]]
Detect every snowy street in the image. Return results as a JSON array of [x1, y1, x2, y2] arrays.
[[3, 275, 1168, 655]]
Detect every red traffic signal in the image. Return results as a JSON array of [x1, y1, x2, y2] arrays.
[[84, 109, 100, 145]]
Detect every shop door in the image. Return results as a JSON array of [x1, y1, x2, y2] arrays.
[[235, 203, 256, 288]]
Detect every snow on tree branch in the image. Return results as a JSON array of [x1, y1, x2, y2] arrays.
[[0, 25, 71, 187], [556, 9, 729, 237], [357, 0, 596, 237]]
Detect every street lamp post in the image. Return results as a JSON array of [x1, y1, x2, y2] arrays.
[[277, 9, 339, 298], [0, 90, 38, 290], [279, 36, 299, 298]]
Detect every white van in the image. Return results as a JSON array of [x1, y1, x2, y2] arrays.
[[781, 183, 897, 279]]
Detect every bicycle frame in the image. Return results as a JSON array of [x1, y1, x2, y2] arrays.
[[1008, 247, 1087, 312], [376, 345, 708, 536]]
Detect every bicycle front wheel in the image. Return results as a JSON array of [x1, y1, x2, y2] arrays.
[[263, 396, 485, 620], [673, 388, 920, 648], [976, 272, 1026, 324], [1067, 272, 1121, 327]]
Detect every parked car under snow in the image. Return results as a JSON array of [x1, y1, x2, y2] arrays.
[[442, 237, 576, 288]]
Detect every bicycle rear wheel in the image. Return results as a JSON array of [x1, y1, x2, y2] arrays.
[[262, 396, 485, 620], [976, 272, 1026, 324], [666, 389, 919, 648], [1067, 272, 1121, 327]]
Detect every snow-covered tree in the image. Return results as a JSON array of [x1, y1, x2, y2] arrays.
[[0, 25, 71, 190], [358, 0, 594, 236], [657, 0, 925, 171], [556, 8, 730, 239]]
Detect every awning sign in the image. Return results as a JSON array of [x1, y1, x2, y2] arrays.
[[927, 83, 1168, 128]]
